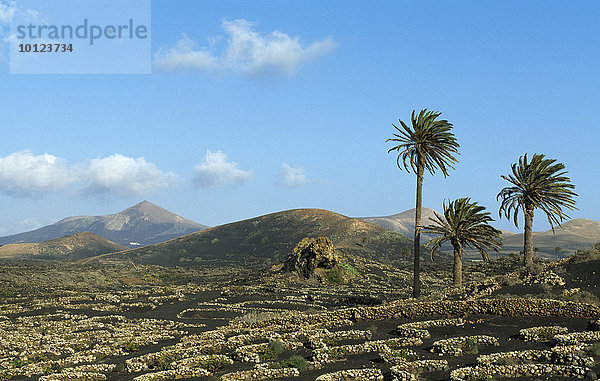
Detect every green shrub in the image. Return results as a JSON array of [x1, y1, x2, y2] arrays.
[[262, 340, 284, 360], [340, 262, 359, 277], [279, 355, 310, 371], [327, 346, 346, 359], [114, 363, 126, 373], [326, 268, 344, 284], [463, 338, 479, 355], [589, 342, 600, 357], [197, 355, 231, 372], [12, 358, 27, 368], [155, 353, 175, 370], [391, 348, 412, 359], [122, 341, 140, 353]]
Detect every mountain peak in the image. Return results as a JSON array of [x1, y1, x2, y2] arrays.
[[116, 201, 196, 225], [127, 200, 162, 212], [133, 200, 156, 208], [0, 202, 208, 247]]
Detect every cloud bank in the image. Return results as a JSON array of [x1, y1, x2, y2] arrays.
[[0, 151, 179, 198], [0, 151, 76, 197], [154, 19, 336, 78], [276, 163, 311, 187], [193, 150, 252, 188], [81, 154, 179, 197]]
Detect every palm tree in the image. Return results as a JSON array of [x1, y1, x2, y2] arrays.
[[387, 109, 460, 297], [423, 198, 502, 287], [554, 246, 562, 261], [497, 153, 577, 266]]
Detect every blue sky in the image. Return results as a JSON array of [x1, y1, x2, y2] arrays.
[[0, 0, 598, 236]]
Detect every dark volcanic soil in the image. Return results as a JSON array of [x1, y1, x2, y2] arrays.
[[0, 255, 599, 380]]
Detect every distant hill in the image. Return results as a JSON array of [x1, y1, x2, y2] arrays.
[[0, 201, 208, 247], [500, 218, 600, 257], [361, 210, 600, 261], [360, 207, 442, 242], [86, 208, 417, 267], [0, 232, 127, 261]]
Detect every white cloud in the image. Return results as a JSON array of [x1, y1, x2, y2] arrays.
[[0, 1, 15, 24], [0, 2, 42, 63], [222, 19, 335, 77], [153, 34, 218, 71], [0, 151, 178, 199], [81, 154, 179, 197], [0, 151, 77, 197], [154, 19, 336, 78], [193, 150, 252, 188], [1, 1, 42, 25], [0, 1, 14, 58], [276, 163, 311, 187]]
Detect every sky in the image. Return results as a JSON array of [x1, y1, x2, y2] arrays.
[[0, 0, 599, 236]]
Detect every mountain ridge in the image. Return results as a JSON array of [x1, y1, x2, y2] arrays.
[[86, 208, 417, 267], [0, 232, 127, 261], [500, 218, 600, 255], [361, 209, 600, 258], [359, 207, 442, 242], [0, 201, 208, 247]]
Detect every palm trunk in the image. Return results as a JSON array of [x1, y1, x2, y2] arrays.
[[413, 159, 424, 298], [453, 243, 462, 287], [523, 203, 534, 266]]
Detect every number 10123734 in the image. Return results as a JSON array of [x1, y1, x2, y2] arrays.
[[18, 44, 73, 53]]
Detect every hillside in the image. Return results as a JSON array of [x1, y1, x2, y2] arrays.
[[0, 201, 207, 247], [364, 210, 600, 260], [89, 208, 416, 267], [0, 232, 127, 261], [360, 207, 442, 242], [500, 218, 600, 256]]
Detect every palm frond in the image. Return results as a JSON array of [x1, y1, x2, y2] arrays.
[[497, 153, 578, 230], [422, 198, 502, 261], [387, 109, 460, 177]]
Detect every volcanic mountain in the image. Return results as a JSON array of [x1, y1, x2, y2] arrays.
[[500, 218, 600, 257], [0, 201, 207, 247], [87, 208, 415, 267], [0, 232, 127, 261], [360, 207, 442, 242]]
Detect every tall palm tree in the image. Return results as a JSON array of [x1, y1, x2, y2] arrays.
[[423, 198, 502, 287], [497, 153, 577, 266], [387, 109, 459, 297]]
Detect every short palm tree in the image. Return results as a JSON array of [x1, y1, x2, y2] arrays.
[[423, 198, 502, 287], [497, 153, 577, 266], [554, 246, 562, 261], [387, 109, 459, 297]]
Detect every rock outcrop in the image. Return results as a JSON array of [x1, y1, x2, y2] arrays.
[[284, 237, 338, 279]]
